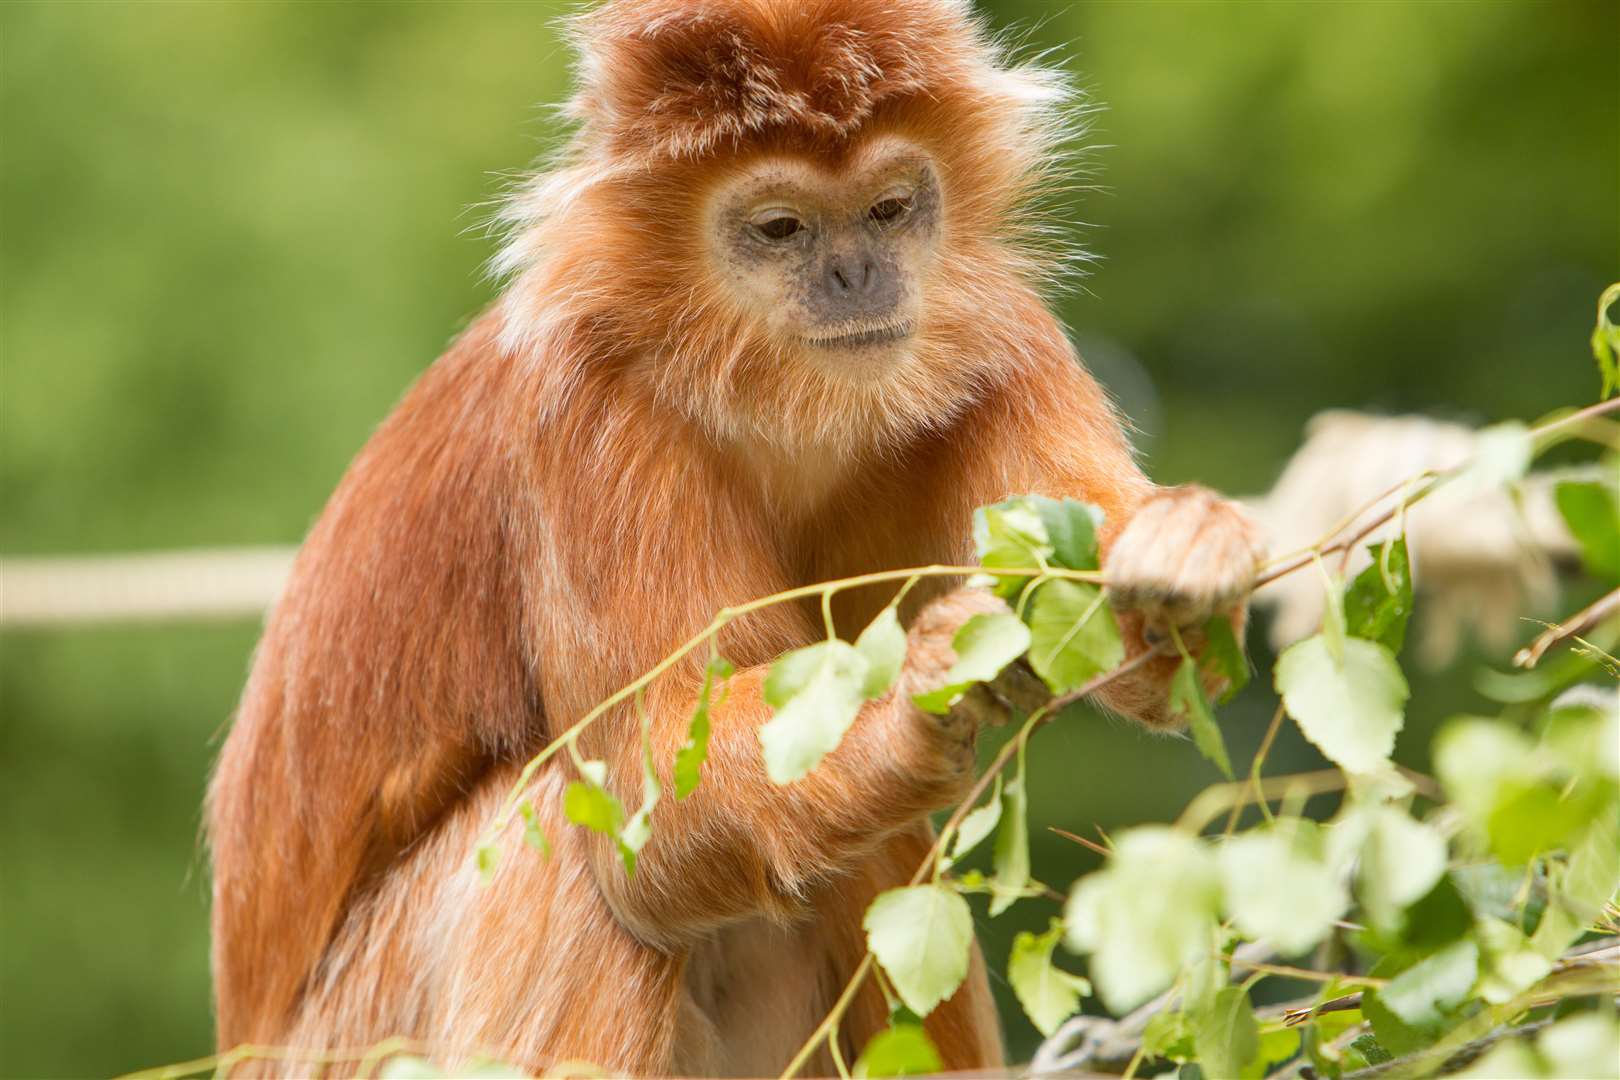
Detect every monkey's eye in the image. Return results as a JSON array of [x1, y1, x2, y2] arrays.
[[868, 196, 912, 225], [751, 211, 804, 242]]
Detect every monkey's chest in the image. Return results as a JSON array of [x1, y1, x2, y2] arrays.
[[673, 917, 839, 1078]]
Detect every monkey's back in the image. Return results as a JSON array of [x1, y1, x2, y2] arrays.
[[206, 313, 547, 1048]]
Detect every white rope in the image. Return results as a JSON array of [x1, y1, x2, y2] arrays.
[[0, 547, 296, 627]]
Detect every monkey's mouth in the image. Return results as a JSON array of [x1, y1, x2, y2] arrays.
[[806, 321, 914, 349]]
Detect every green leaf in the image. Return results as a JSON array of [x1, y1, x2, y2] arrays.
[[1475, 915, 1551, 1004], [1025, 579, 1123, 694], [853, 1024, 943, 1078], [1182, 928, 1226, 1016], [1142, 1011, 1196, 1061], [1321, 567, 1348, 666], [564, 780, 624, 836], [1344, 538, 1413, 655], [989, 753, 1029, 917], [1065, 827, 1222, 1013], [760, 641, 870, 784], [911, 613, 1031, 715], [618, 704, 663, 874], [887, 1002, 925, 1028], [1540, 702, 1620, 782], [1355, 807, 1447, 934], [1171, 657, 1232, 779], [864, 885, 975, 1018], [1451, 863, 1536, 930], [518, 801, 551, 858], [972, 499, 1054, 599], [949, 613, 1031, 684], [855, 606, 908, 699], [1008, 919, 1090, 1036], [1275, 634, 1409, 775], [1434, 720, 1534, 822], [564, 776, 636, 873], [1539, 1012, 1620, 1078], [1454, 1037, 1544, 1079], [1031, 495, 1104, 571], [942, 775, 1001, 870], [1340, 1033, 1392, 1073], [1435, 718, 1611, 866], [1193, 987, 1259, 1080], [1485, 779, 1611, 868], [1554, 480, 1620, 581], [908, 684, 966, 715], [1248, 1027, 1303, 1078], [1362, 939, 1478, 1055], [1532, 812, 1620, 959], [1199, 615, 1250, 703], [675, 656, 733, 800], [1593, 283, 1620, 399], [1219, 819, 1346, 954]]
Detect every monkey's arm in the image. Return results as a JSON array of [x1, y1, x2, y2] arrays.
[[559, 585, 1009, 944], [969, 305, 1266, 723]]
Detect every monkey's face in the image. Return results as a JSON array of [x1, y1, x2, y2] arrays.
[[704, 136, 942, 379]]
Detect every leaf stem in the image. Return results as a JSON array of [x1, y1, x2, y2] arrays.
[[777, 954, 873, 1080], [1224, 957, 1385, 988], [1225, 703, 1286, 835], [828, 1017, 851, 1080]]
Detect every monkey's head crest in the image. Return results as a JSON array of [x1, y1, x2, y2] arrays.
[[497, 0, 1086, 455], [570, 0, 978, 162]]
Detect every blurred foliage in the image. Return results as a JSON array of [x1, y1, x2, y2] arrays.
[[0, 1, 1613, 1076]]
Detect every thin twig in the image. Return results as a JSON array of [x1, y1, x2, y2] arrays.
[[1514, 586, 1620, 668], [1283, 993, 1362, 1027], [1256, 395, 1620, 590], [1178, 769, 1351, 836], [1049, 825, 1111, 856], [1224, 956, 1386, 988]]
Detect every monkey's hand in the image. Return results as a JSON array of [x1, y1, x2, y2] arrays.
[[893, 589, 1052, 792], [1104, 484, 1268, 634]]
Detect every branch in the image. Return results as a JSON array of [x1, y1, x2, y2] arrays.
[[1513, 585, 1620, 669]]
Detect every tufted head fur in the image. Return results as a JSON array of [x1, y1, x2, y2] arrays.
[[495, 0, 1083, 457], [570, 0, 976, 161]]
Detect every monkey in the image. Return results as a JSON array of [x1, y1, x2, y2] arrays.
[[204, 0, 1267, 1075]]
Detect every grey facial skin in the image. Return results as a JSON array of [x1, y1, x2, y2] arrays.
[[708, 146, 943, 361]]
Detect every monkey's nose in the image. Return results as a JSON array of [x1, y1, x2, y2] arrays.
[[825, 255, 879, 295]]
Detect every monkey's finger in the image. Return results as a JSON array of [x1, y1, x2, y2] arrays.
[[984, 658, 1051, 717], [948, 683, 1012, 731]]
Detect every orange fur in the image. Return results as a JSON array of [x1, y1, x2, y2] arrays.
[[206, 1, 1259, 1074]]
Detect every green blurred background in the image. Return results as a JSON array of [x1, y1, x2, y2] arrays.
[[1, 1, 1614, 1075]]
